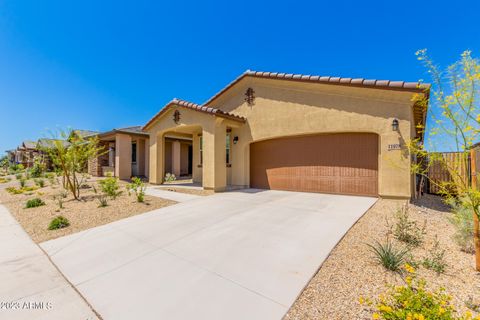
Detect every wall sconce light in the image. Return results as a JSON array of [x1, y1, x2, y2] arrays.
[[233, 136, 239, 144], [392, 118, 399, 131]]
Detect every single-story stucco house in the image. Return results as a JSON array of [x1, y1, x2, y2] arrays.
[[87, 126, 150, 179], [143, 70, 429, 199]]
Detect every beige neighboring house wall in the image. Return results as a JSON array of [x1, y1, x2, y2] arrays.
[[144, 71, 428, 199], [88, 127, 150, 180]]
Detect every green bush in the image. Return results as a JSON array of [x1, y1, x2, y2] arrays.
[[368, 239, 409, 272], [9, 163, 24, 174], [15, 173, 23, 180], [393, 206, 426, 247], [364, 264, 474, 320], [48, 216, 70, 230], [99, 177, 121, 199], [447, 199, 475, 254], [30, 159, 45, 178], [34, 178, 45, 188], [25, 198, 45, 208], [126, 177, 146, 202]]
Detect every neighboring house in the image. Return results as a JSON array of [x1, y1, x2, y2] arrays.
[[5, 150, 16, 165], [88, 126, 149, 179], [36, 138, 71, 170], [143, 70, 429, 199], [71, 129, 100, 139], [14, 140, 39, 168]]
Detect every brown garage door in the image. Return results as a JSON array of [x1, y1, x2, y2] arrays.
[[250, 133, 378, 196]]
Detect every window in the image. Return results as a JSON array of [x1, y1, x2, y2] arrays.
[[199, 136, 203, 165], [226, 132, 231, 164], [131, 142, 137, 163]]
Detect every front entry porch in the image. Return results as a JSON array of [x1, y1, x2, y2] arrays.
[[88, 127, 150, 180], [145, 100, 246, 192]]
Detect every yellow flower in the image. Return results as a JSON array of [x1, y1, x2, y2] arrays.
[[406, 276, 412, 285], [372, 313, 380, 319], [404, 263, 416, 274], [359, 297, 365, 305], [406, 313, 412, 320], [378, 305, 392, 312], [418, 315, 425, 320], [438, 307, 445, 315]]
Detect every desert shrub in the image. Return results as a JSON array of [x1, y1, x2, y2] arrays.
[[97, 194, 108, 207], [19, 178, 26, 188], [46, 173, 57, 186], [6, 187, 24, 194], [9, 163, 24, 174], [393, 206, 426, 247], [0, 177, 11, 183], [53, 191, 66, 209], [422, 236, 447, 274], [25, 198, 45, 208], [364, 264, 475, 320], [15, 173, 23, 180], [22, 186, 38, 192], [126, 177, 146, 202], [368, 239, 410, 272], [24, 170, 31, 179], [30, 159, 45, 178], [34, 178, 45, 188], [447, 200, 475, 254], [48, 216, 70, 230], [99, 177, 121, 199], [164, 173, 176, 182]]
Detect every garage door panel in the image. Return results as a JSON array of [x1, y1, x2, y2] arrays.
[[250, 133, 378, 196]]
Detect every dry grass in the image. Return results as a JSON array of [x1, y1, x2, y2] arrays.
[[157, 186, 214, 196], [0, 177, 176, 243], [285, 195, 480, 320]]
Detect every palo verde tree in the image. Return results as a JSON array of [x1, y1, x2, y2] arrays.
[[410, 49, 480, 271], [41, 129, 105, 200]]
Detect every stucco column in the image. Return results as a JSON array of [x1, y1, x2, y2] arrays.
[[202, 119, 227, 191], [115, 133, 132, 180], [149, 133, 164, 184], [172, 140, 181, 177], [192, 133, 202, 183]]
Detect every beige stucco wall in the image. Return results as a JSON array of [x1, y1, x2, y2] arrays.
[[207, 77, 418, 198]]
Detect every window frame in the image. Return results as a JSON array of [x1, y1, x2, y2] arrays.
[[131, 142, 137, 164]]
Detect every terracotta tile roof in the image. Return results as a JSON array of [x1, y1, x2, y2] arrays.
[[204, 70, 430, 105], [143, 98, 246, 131]]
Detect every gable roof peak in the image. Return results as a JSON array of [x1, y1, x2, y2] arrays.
[[204, 69, 430, 105]]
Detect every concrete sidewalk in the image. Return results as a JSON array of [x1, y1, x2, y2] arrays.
[[0, 205, 98, 320]]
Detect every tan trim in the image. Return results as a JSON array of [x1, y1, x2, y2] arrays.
[[143, 98, 246, 131]]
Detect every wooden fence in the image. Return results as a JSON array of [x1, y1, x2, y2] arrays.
[[426, 152, 470, 194]]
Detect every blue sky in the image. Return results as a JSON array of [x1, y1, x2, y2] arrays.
[[0, 0, 479, 152]]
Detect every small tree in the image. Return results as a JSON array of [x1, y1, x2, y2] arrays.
[[410, 50, 480, 271], [41, 129, 105, 200], [0, 155, 8, 175]]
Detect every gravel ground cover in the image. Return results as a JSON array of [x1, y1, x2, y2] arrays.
[[285, 195, 480, 319], [0, 176, 176, 243]]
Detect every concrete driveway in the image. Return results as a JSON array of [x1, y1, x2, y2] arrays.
[[41, 190, 376, 320]]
